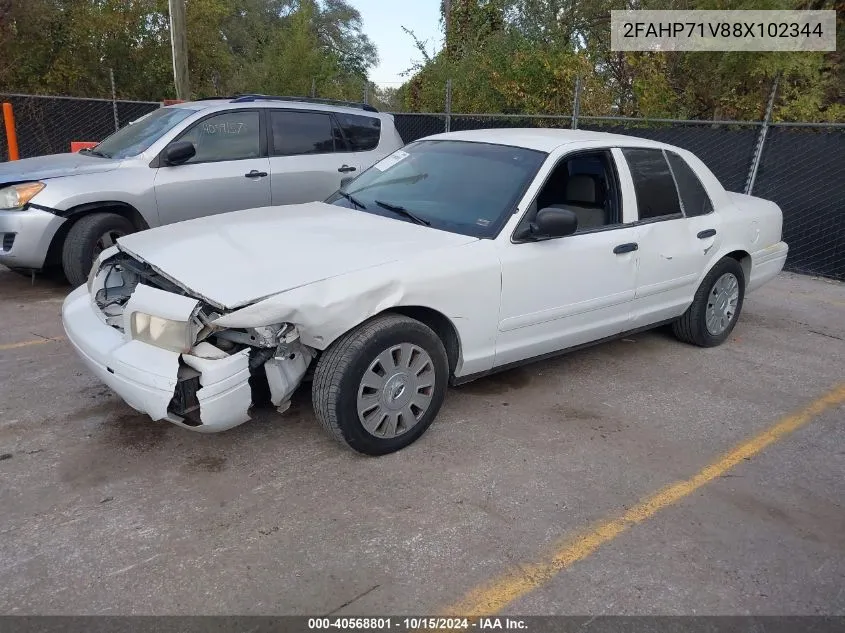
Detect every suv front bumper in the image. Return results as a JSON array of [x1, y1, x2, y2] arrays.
[[0, 207, 66, 269]]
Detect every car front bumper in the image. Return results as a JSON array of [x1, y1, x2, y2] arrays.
[[61, 285, 253, 433], [0, 207, 66, 269]]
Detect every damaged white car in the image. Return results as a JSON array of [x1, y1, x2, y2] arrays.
[[62, 129, 788, 455]]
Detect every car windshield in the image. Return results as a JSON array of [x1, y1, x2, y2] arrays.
[[93, 107, 195, 159], [327, 140, 547, 238]]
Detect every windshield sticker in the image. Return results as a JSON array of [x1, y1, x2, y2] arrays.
[[476, 219, 491, 227], [374, 149, 410, 171]]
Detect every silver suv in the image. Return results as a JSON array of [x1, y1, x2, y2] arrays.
[[0, 95, 404, 285]]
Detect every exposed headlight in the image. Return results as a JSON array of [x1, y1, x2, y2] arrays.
[[131, 312, 193, 353], [0, 182, 46, 210], [87, 245, 120, 294]]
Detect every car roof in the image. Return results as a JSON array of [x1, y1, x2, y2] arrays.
[[420, 128, 673, 153], [167, 98, 387, 118]]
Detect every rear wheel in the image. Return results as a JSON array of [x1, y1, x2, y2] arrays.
[[312, 314, 449, 455], [672, 257, 745, 347], [61, 213, 135, 287]]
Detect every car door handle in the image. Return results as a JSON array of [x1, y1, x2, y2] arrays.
[[613, 242, 638, 254], [244, 170, 268, 178], [697, 229, 717, 239], [338, 165, 356, 173]]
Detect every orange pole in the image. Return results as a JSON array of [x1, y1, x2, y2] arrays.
[[3, 102, 19, 161]]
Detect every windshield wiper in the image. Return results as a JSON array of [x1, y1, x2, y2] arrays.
[[337, 190, 367, 209], [351, 173, 428, 195], [79, 147, 111, 159], [374, 200, 430, 226]]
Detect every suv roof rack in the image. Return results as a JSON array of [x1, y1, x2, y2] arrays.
[[230, 94, 379, 112]]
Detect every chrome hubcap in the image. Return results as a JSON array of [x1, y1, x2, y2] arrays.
[[356, 343, 435, 438], [93, 230, 126, 257], [706, 272, 740, 335]]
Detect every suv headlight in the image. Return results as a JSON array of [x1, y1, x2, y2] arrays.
[[0, 182, 45, 210], [131, 312, 194, 353]]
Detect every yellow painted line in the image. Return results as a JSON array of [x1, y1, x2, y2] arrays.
[[446, 383, 845, 616], [0, 336, 65, 351]]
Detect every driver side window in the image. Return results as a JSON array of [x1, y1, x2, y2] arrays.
[[529, 150, 622, 233], [176, 111, 261, 164]]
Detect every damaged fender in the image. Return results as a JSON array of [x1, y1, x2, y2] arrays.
[[210, 274, 408, 349]]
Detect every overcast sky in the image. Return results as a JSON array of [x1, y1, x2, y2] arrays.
[[354, 0, 443, 87]]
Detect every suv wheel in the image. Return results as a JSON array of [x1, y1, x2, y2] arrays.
[[312, 314, 449, 455], [62, 213, 135, 287]]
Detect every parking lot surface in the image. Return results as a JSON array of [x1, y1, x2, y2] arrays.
[[0, 265, 843, 615]]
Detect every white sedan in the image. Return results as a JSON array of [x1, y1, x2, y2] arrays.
[[62, 129, 789, 455]]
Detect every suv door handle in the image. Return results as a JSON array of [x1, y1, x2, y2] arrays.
[[245, 170, 268, 178], [697, 229, 717, 239], [338, 165, 356, 173], [613, 242, 638, 254]]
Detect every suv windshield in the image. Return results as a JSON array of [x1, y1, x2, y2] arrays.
[[327, 140, 546, 238], [93, 107, 195, 159]]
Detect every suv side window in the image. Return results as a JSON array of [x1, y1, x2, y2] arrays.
[[666, 151, 714, 217], [177, 111, 261, 163], [335, 113, 381, 151], [621, 148, 682, 221], [270, 111, 340, 156]]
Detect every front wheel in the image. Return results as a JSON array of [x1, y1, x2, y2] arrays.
[[672, 257, 745, 347], [61, 213, 135, 287], [312, 313, 449, 455]]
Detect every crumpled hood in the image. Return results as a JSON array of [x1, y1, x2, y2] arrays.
[[117, 202, 478, 310], [0, 152, 121, 184]]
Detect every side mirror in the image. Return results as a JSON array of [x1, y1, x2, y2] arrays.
[[340, 175, 356, 189], [515, 207, 578, 241], [535, 207, 578, 237], [163, 141, 196, 166]]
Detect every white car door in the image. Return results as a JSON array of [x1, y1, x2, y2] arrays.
[[267, 109, 359, 205], [153, 109, 271, 224], [619, 147, 723, 327], [493, 148, 640, 368]]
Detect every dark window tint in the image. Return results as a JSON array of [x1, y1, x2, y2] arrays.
[[622, 148, 682, 220], [178, 111, 261, 163], [335, 113, 381, 151], [271, 111, 336, 156], [666, 152, 713, 217]]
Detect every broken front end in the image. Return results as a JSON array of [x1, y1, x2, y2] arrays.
[[61, 250, 315, 432]]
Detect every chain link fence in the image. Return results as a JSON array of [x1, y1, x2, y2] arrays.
[[0, 94, 160, 161], [753, 126, 845, 281], [0, 92, 842, 281]]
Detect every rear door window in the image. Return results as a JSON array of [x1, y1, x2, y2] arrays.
[[666, 151, 714, 217], [335, 113, 381, 151], [621, 148, 682, 221], [270, 111, 340, 156]]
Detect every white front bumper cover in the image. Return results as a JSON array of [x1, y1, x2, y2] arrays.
[[62, 285, 252, 433]]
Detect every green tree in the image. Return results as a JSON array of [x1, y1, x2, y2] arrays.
[[0, 0, 379, 102], [400, 0, 844, 122]]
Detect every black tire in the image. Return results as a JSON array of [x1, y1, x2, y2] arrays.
[[672, 257, 746, 347], [61, 213, 135, 287], [312, 313, 449, 456]]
